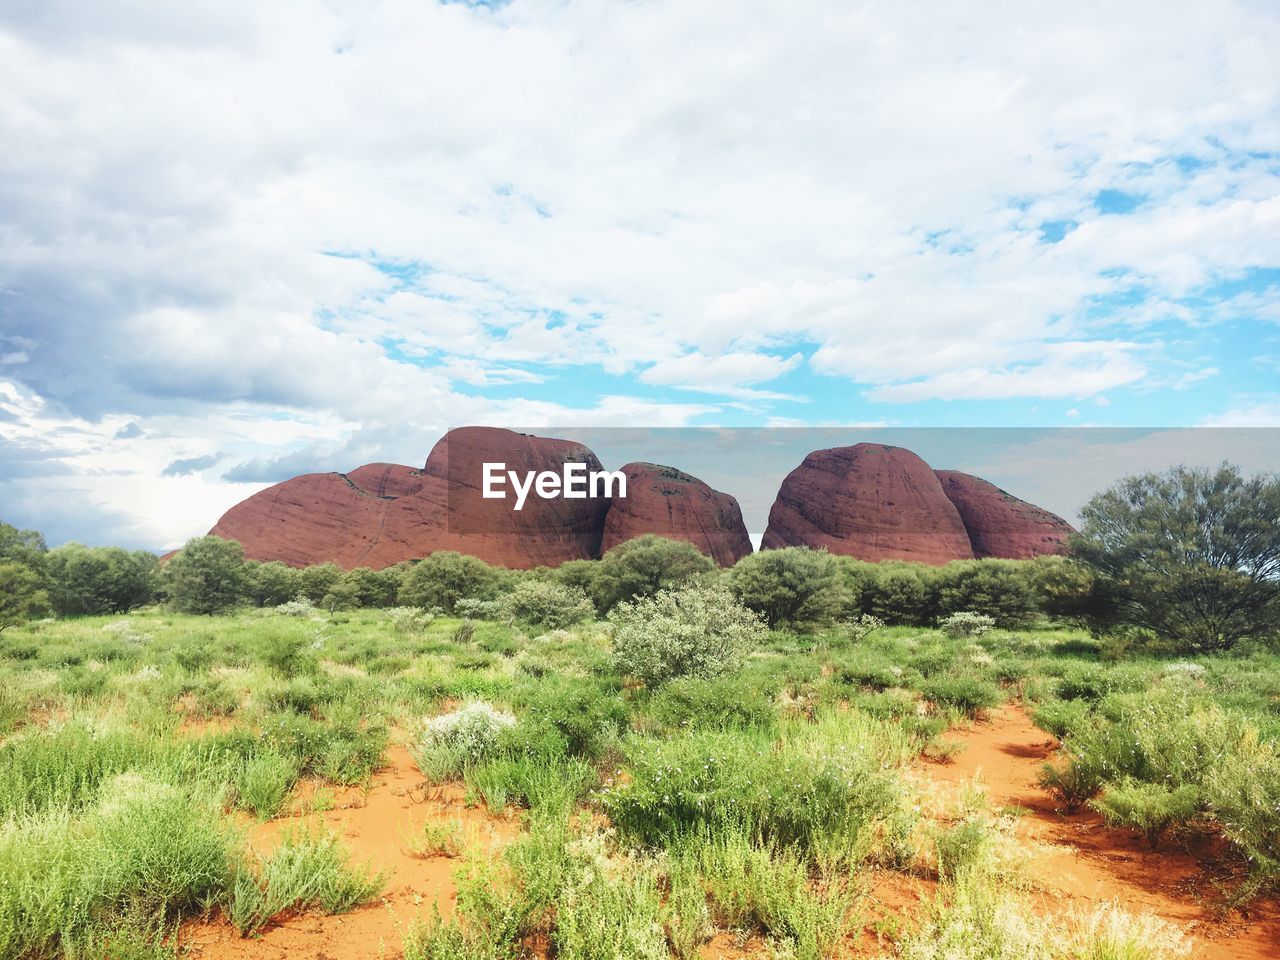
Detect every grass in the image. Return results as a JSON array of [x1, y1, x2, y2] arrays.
[[227, 829, 385, 935], [0, 607, 1275, 957]]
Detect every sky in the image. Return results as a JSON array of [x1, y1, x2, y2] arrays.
[[1, 0, 1278, 550]]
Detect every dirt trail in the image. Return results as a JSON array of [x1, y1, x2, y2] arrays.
[[920, 704, 1280, 960], [181, 744, 521, 960]]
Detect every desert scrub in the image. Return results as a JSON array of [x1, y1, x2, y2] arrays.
[[405, 819, 467, 858], [499, 579, 595, 628], [609, 583, 767, 688], [603, 711, 910, 858], [938, 611, 995, 638], [891, 880, 1191, 960], [466, 755, 597, 813], [920, 673, 1002, 718], [673, 828, 859, 960], [233, 748, 301, 819], [1091, 779, 1201, 850], [227, 828, 385, 935], [648, 673, 779, 732], [0, 774, 236, 958], [414, 701, 516, 781]]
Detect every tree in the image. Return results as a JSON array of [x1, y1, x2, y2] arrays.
[[295, 562, 343, 604], [725, 546, 844, 627], [398, 551, 499, 614], [0, 521, 48, 571], [163, 536, 250, 614], [45, 543, 156, 616], [1074, 463, 1280, 652], [593, 535, 715, 611], [245, 560, 301, 607], [0, 559, 49, 631]]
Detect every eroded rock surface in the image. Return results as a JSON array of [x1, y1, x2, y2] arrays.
[[600, 462, 752, 566], [935, 470, 1074, 559]]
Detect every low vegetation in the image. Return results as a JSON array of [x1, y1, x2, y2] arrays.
[[0, 462, 1277, 957]]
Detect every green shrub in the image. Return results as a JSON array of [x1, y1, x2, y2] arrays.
[[674, 829, 859, 960], [551, 849, 668, 960], [1203, 728, 1280, 880], [593, 534, 716, 612], [499, 579, 594, 628], [466, 756, 597, 813], [861, 564, 932, 626], [414, 702, 516, 780], [521, 679, 628, 758], [1090, 779, 1200, 850], [726, 547, 844, 627], [609, 584, 766, 688], [235, 749, 300, 819], [933, 560, 1038, 628], [227, 829, 384, 935], [0, 775, 236, 957], [162, 536, 249, 614], [604, 714, 907, 857], [399, 552, 500, 614], [649, 674, 778, 731], [938, 611, 995, 638], [934, 816, 999, 882], [921, 674, 1002, 717]]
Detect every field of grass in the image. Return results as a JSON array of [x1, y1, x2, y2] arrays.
[[1, 603, 1278, 959]]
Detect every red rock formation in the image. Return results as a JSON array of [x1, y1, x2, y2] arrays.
[[935, 470, 1074, 559], [209, 427, 609, 570], [600, 462, 752, 567], [761, 444, 975, 564]]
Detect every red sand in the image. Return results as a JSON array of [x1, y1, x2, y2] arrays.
[[920, 704, 1280, 960]]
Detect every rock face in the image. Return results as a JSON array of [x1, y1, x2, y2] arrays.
[[934, 470, 1074, 559], [600, 462, 752, 567], [762, 444, 976, 564], [210, 427, 609, 570]]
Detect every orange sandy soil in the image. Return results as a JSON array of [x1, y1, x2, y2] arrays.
[[178, 708, 1280, 960], [179, 744, 522, 960], [920, 704, 1280, 960]]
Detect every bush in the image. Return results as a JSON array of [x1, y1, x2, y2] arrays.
[[0, 775, 236, 957], [938, 611, 995, 638], [609, 584, 766, 688], [1203, 728, 1280, 880], [726, 547, 844, 627], [246, 560, 301, 607], [844, 613, 885, 643], [861, 563, 932, 626], [456, 598, 502, 620], [399, 552, 500, 614], [933, 560, 1038, 628], [1090, 779, 1200, 850], [593, 535, 715, 611], [604, 713, 909, 857], [387, 606, 436, 635], [228, 829, 384, 935], [649, 674, 778, 731], [500, 580, 594, 628], [0, 559, 49, 632], [921, 674, 1002, 718], [235, 750, 301, 819], [415, 702, 516, 779]]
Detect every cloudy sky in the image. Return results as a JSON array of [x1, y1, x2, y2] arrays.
[[2, 0, 1279, 549]]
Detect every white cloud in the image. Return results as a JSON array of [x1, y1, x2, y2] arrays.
[[1, 0, 1278, 543], [866, 342, 1149, 403]]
